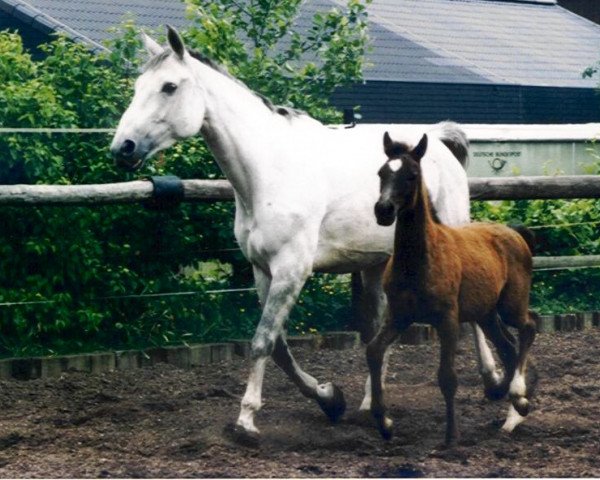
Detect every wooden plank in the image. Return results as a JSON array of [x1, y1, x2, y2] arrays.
[[1, 175, 600, 206], [0, 181, 154, 206], [469, 175, 600, 200], [533, 255, 600, 270], [0, 175, 595, 204]]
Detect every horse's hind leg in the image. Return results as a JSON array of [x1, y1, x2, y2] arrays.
[[478, 313, 518, 401], [471, 321, 504, 398], [498, 307, 537, 433], [356, 263, 389, 412]]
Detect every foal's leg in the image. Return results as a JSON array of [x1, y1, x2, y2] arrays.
[[500, 310, 536, 433], [366, 318, 399, 440], [478, 313, 518, 401], [437, 314, 460, 446], [356, 263, 389, 412], [471, 322, 503, 396]]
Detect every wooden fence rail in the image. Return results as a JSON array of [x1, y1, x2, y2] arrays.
[[1, 175, 599, 271], [1, 175, 600, 206]]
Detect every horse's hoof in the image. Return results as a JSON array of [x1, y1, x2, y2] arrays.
[[484, 383, 508, 401], [316, 384, 346, 423], [377, 417, 394, 441], [223, 422, 260, 448], [511, 397, 530, 417]]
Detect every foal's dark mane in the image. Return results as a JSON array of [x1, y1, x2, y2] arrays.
[[143, 48, 304, 120]]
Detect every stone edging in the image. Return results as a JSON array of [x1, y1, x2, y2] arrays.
[[0, 313, 597, 381]]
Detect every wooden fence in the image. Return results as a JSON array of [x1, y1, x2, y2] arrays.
[[1, 175, 600, 206], [0, 175, 599, 271]]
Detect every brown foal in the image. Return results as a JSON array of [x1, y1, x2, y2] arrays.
[[368, 132, 537, 446]]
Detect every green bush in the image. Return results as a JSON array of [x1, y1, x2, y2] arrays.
[[472, 198, 600, 314]]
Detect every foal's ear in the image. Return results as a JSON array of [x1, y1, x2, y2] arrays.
[[411, 134, 428, 162], [383, 131, 394, 157], [167, 25, 186, 60], [141, 32, 164, 57]]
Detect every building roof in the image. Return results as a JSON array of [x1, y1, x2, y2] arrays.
[[1, 0, 599, 88], [353, 0, 600, 87]]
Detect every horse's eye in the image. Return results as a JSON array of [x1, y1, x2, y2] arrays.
[[161, 82, 178, 94]]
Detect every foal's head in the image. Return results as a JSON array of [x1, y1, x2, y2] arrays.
[[374, 132, 428, 226]]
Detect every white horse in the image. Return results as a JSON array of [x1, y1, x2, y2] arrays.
[[111, 27, 508, 444]]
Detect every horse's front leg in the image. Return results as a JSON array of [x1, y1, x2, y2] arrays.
[[233, 261, 310, 444], [437, 313, 460, 447], [272, 336, 346, 422], [366, 313, 399, 440], [251, 264, 347, 423]]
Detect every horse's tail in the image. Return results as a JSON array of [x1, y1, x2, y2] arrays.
[[432, 121, 470, 170], [509, 222, 536, 254]]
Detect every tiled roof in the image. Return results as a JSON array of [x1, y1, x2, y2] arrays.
[[1, 0, 599, 87], [353, 0, 600, 87]]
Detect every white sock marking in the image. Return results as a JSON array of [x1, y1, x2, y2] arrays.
[[316, 382, 334, 400], [509, 370, 526, 397], [501, 404, 526, 432], [472, 323, 502, 384]]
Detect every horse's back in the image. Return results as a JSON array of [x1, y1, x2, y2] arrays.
[[447, 223, 532, 321]]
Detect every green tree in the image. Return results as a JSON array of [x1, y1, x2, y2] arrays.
[[183, 0, 370, 121]]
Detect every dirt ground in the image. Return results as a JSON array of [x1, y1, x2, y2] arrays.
[[0, 328, 598, 478]]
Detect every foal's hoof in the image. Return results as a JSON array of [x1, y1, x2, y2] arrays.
[[484, 383, 508, 401], [377, 417, 394, 441], [316, 384, 346, 423], [511, 396, 530, 417], [223, 423, 260, 448]]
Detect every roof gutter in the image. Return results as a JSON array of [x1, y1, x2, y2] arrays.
[[0, 0, 109, 53]]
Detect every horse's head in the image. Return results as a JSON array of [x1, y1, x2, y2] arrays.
[[111, 26, 206, 171], [374, 132, 428, 226]]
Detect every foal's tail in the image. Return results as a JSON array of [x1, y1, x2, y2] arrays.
[[509, 222, 536, 254], [432, 121, 470, 170]]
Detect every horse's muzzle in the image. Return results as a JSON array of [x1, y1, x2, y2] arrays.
[[111, 139, 145, 171], [374, 201, 396, 226]]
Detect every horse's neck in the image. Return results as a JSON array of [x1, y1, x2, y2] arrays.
[[195, 62, 293, 211], [392, 180, 438, 281]]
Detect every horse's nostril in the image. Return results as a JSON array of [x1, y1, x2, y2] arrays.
[[375, 202, 393, 217], [120, 139, 136, 157]]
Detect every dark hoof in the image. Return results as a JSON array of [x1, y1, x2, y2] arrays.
[[316, 384, 346, 423], [484, 383, 508, 401], [223, 423, 260, 448], [511, 397, 530, 417], [378, 424, 394, 441]]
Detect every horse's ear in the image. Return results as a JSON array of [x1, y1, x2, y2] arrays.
[[167, 25, 186, 60], [383, 132, 394, 157], [411, 134, 428, 162], [141, 32, 164, 57]]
